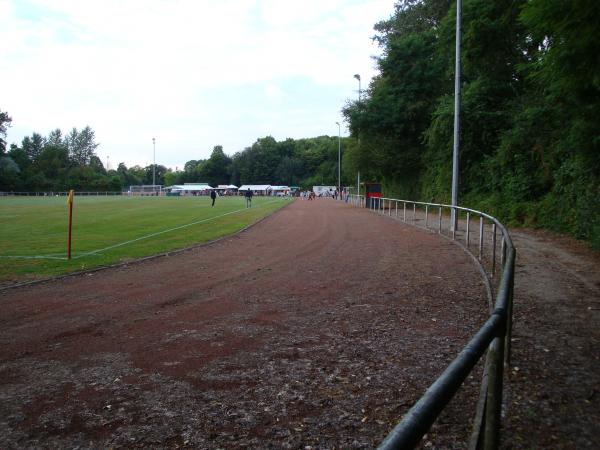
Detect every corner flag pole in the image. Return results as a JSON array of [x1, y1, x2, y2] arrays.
[[67, 190, 74, 259]]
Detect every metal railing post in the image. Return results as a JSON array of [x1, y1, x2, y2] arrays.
[[403, 202, 406, 222], [491, 224, 497, 277], [452, 208, 457, 240], [439, 206, 442, 233], [504, 248, 516, 367], [484, 337, 504, 450], [425, 205, 429, 228], [479, 217, 484, 260], [466, 212, 470, 248]]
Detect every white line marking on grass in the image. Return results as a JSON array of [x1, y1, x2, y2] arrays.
[[0, 199, 285, 261], [0, 255, 68, 260], [73, 199, 282, 259]]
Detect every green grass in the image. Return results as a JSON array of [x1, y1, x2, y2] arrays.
[[0, 195, 290, 284]]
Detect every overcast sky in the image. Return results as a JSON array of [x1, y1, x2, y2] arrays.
[[1, 0, 395, 170]]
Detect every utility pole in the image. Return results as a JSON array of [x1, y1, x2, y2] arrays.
[[354, 73, 361, 199], [152, 137, 156, 191], [451, 0, 462, 230]]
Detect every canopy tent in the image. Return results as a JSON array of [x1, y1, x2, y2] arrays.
[[238, 185, 271, 191], [238, 185, 272, 195], [270, 186, 291, 196], [170, 183, 213, 194]]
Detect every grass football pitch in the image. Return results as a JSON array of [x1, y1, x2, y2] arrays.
[[0, 195, 290, 285]]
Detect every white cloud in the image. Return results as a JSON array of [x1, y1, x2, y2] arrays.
[[1, 0, 395, 168]]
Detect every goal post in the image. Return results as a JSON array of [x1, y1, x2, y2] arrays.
[[127, 185, 163, 196]]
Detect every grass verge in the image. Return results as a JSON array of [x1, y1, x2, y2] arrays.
[[0, 195, 290, 285]]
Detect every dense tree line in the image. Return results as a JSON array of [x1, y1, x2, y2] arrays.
[[0, 113, 347, 193], [342, 0, 600, 247], [167, 136, 349, 188], [0, 121, 172, 192]]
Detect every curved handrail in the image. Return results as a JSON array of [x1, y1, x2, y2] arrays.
[[346, 194, 515, 450]]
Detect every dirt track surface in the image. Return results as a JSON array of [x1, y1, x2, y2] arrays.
[[1, 199, 488, 449], [501, 229, 600, 449], [1, 199, 599, 449]]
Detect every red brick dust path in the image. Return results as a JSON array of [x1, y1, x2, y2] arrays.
[[1, 198, 489, 449]]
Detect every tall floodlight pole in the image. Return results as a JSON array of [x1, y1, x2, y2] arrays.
[[354, 73, 361, 199], [152, 137, 156, 190], [451, 0, 462, 230], [336, 121, 341, 196]]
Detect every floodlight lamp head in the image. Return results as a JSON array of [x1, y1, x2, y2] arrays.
[[354, 74, 361, 81]]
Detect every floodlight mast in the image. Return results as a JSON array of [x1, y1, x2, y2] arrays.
[[354, 74, 361, 198], [152, 137, 156, 191], [451, 0, 462, 230]]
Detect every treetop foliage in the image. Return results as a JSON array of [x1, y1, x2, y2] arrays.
[[342, 0, 599, 247]]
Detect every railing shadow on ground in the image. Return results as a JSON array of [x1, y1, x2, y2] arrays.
[[346, 194, 515, 450]]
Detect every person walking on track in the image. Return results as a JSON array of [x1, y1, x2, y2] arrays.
[[245, 189, 253, 208]]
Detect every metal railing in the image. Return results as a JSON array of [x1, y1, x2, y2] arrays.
[[347, 195, 515, 450], [0, 191, 123, 197]]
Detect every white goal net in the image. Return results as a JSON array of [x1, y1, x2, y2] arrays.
[[128, 185, 163, 196]]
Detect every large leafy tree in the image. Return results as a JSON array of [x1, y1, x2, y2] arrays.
[[493, 0, 600, 242], [21, 133, 45, 161], [342, 0, 451, 198], [30, 145, 70, 190], [0, 109, 12, 155], [341, 0, 599, 246], [143, 164, 167, 186], [198, 145, 232, 186], [0, 157, 20, 189], [422, 0, 528, 202], [0, 109, 19, 190], [65, 126, 99, 166]]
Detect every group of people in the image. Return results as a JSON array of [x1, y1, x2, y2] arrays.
[[299, 190, 316, 200], [299, 189, 342, 200], [210, 187, 348, 207], [209, 189, 253, 207]]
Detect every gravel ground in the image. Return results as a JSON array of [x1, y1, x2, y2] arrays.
[[500, 229, 600, 449], [0, 198, 597, 449]]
